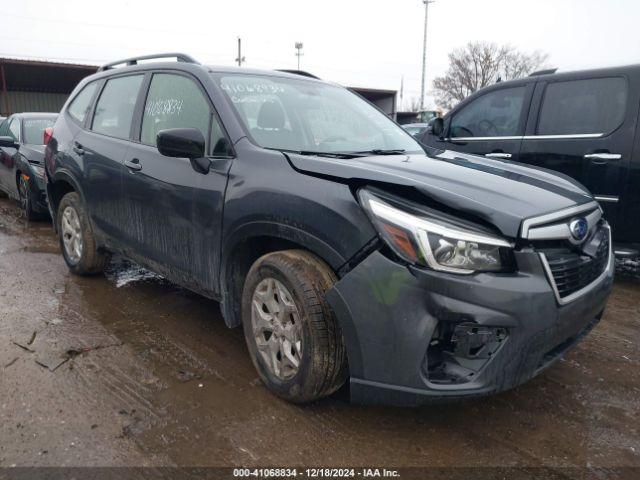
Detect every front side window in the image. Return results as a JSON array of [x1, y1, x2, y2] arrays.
[[216, 74, 422, 154], [450, 86, 527, 138], [92, 75, 143, 140], [23, 117, 56, 145], [141, 74, 212, 149], [68, 82, 98, 124], [537, 77, 627, 136], [8, 118, 20, 142]]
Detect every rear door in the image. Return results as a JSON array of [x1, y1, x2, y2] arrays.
[[121, 71, 233, 294], [423, 82, 534, 162], [74, 74, 144, 240], [519, 75, 635, 236]]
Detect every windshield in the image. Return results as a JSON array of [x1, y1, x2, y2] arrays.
[[215, 74, 423, 155], [23, 117, 56, 145]]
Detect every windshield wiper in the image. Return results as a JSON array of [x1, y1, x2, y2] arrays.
[[268, 148, 365, 159], [349, 149, 406, 156]]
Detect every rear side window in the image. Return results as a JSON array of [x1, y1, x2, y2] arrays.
[[450, 86, 527, 138], [537, 77, 627, 136], [68, 82, 98, 124], [92, 75, 143, 140], [141, 74, 211, 148]]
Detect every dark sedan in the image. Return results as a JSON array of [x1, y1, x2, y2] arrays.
[[0, 113, 57, 219]]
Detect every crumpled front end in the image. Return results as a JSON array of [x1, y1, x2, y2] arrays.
[[327, 221, 614, 406]]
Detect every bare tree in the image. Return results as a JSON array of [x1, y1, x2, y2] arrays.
[[432, 42, 549, 109]]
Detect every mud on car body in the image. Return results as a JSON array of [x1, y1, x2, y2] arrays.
[[44, 53, 613, 405], [0, 113, 57, 219]]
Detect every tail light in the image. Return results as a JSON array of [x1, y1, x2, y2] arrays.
[[44, 127, 53, 146]]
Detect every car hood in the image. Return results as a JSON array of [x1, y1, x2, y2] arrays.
[[286, 150, 594, 238], [20, 145, 46, 164]]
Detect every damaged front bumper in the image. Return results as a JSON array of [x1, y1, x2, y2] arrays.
[[327, 246, 614, 406]]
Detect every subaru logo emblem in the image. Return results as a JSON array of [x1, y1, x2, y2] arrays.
[[569, 217, 589, 241]]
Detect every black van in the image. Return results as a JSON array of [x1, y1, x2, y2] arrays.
[[44, 54, 613, 405], [420, 65, 640, 259]]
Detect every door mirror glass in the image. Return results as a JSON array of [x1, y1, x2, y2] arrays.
[[157, 128, 206, 159], [0, 136, 18, 148], [430, 117, 444, 137]]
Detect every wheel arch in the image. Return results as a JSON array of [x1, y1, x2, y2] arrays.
[[219, 221, 346, 330], [47, 170, 85, 228]]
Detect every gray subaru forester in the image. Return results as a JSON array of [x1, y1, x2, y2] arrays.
[[42, 53, 614, 405]]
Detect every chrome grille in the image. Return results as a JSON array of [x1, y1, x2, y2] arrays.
[[538, 225, 611, 304]]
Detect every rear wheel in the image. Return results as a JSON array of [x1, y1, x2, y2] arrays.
[[18, 175, 39, 221], [57, 192, 109, 275], [242, 250, 348, 403]]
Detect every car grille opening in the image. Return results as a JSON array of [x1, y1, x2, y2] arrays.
[[540, 227, 609, 300]]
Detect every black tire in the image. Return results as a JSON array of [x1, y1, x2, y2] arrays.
[[57, 192, 109, 275], [241, 250, 348, 403], [18, 175, 39, 221]]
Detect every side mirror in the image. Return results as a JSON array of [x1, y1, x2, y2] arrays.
[[431, 118, 444, 138], [157, 128, 210, 174], [0, 136, 18, 149]]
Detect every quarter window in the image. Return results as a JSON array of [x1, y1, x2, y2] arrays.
[[92, 75, 143, 140], [68, 82, 98, 124], [450, 87, 527, 138], [537, 77, 627, 136], [141, 74, 213, 150]]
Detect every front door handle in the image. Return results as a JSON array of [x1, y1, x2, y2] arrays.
[[124, 158, 142, 171], [73, 142, 84, 155], [584, 153, 622, 161], [485, 152, 512, 159]]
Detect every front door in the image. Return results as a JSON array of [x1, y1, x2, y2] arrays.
[[519, 76, 635, 241], [121, 72, 233, 295], [423, 83, 533, 163]]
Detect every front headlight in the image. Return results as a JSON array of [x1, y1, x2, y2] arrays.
[[358, 189, 514, 274]]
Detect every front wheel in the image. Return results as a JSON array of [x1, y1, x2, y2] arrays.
[[18, 175, 39, 221], [242, 250, 348, 403], [57, 192, 109, 275]]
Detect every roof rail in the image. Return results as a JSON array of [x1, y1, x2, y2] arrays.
[[98, 53, 199, 72], [529, 68, 558, 77], [276, 69, 321, 79]]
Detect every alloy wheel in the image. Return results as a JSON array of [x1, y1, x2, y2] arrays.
[[251, 277, 303, 380], [18, 177, 28, 216], [61, 206, 83, 264]]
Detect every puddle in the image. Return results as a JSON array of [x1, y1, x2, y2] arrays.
[[105, 256, 165, 288]]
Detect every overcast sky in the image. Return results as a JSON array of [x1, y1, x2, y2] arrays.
[[2, 0, 639, 109]]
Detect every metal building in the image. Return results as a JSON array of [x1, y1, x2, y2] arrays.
[[348, 87, 397, 118], [0, 57, 97, 116]]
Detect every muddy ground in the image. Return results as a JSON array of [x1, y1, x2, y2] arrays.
[[0, 197, 639, 475]]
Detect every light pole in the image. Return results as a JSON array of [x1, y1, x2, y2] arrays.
[[420, 0, 435, 111], [295, 42, 304, 70], [235, 37, 245, 67]]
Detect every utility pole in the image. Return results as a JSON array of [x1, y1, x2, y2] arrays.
[[420, 0, 435, 111], [235, 37, 245, 67], [295, 42, 304, 70]]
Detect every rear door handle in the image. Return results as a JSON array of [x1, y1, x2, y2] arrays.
[[73, 142, 84, 155], [124, 158, 142, 171], [584, 153, 622, 161], [485, 152, 512, 159]]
